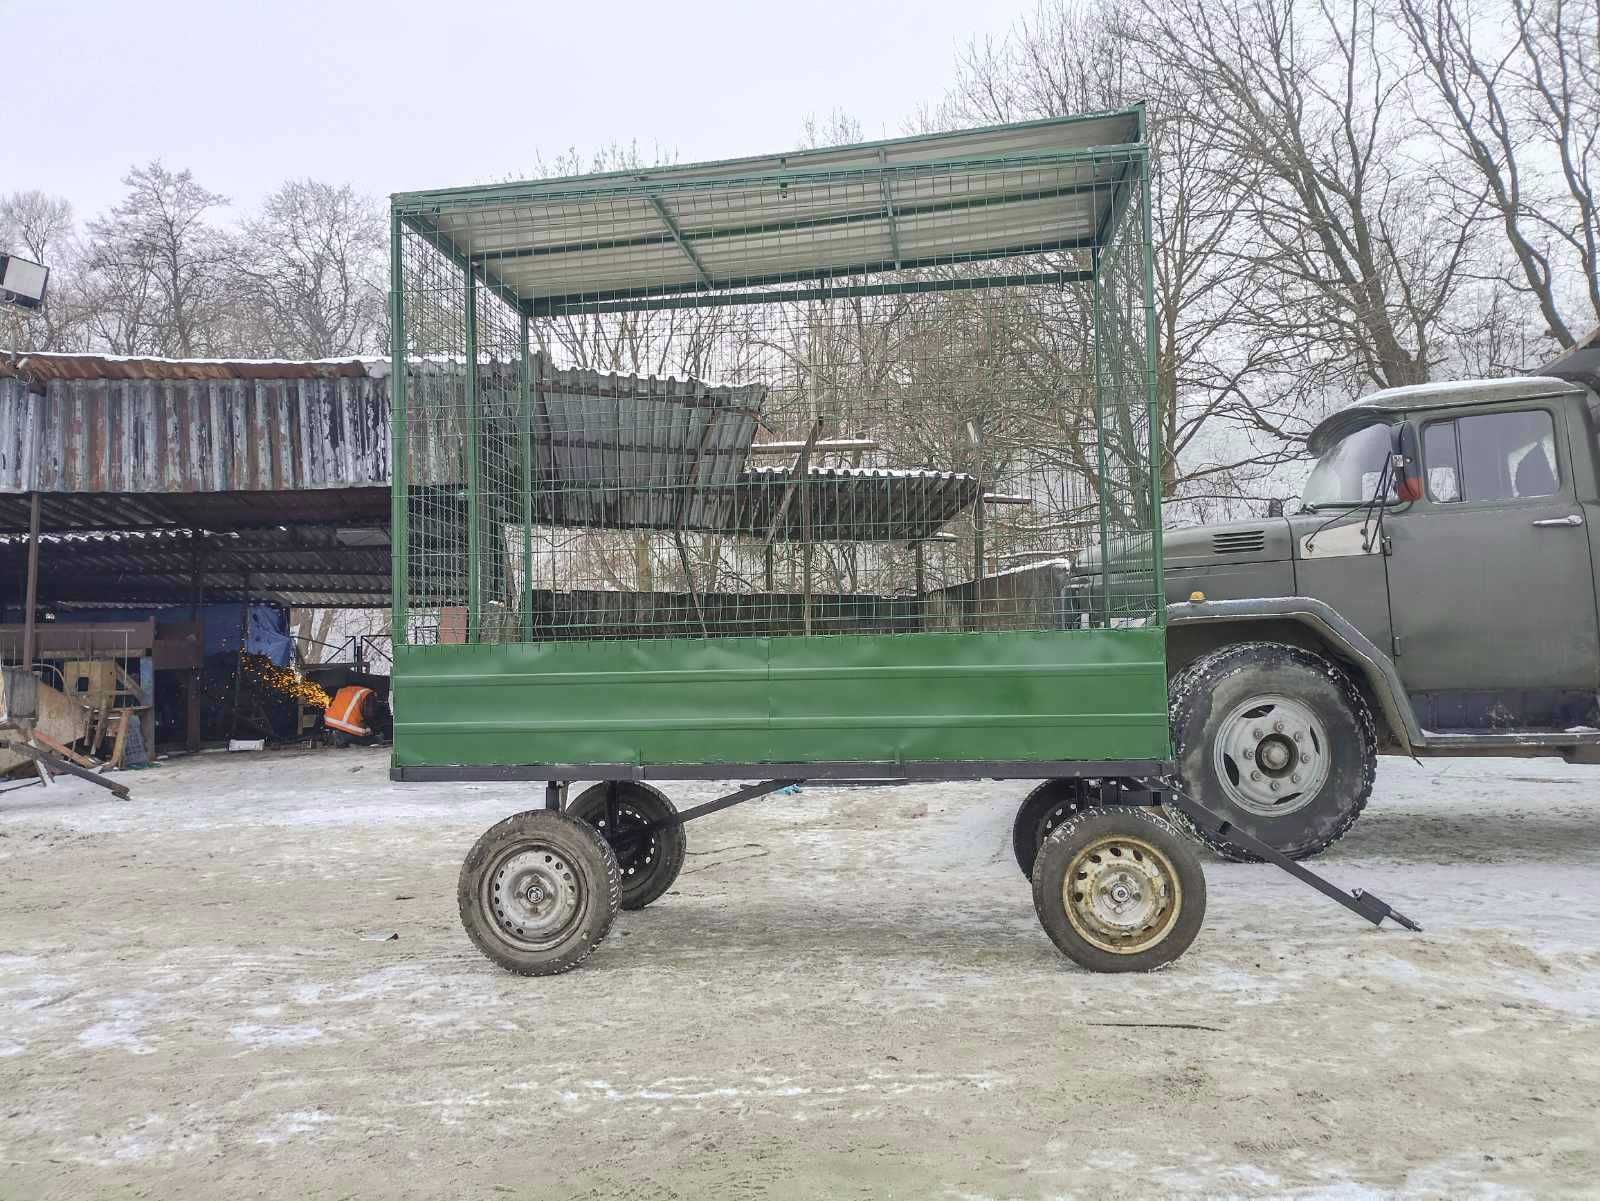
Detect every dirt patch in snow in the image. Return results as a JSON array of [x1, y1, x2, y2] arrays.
[[1, 748, 1597, 1198]]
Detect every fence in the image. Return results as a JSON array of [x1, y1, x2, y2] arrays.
[[390, 109, 1161, 652]]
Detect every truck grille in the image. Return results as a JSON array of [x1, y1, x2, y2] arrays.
[[1212, 529, 1267, 554]]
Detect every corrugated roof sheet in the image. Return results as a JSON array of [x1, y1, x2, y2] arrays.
[[0, 351, 380, 383], [396, 109, 1144, 309], [0, 526, 391, 608], [724, 465, 980, 542], [0, 372, 391, 496]]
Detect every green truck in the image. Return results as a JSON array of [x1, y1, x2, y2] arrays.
[[1085, 337, 1600, 863]]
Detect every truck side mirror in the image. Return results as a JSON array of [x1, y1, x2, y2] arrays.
[[1394, 424, 1424, 502]]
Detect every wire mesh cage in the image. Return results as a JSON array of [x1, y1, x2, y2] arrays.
[[391, 111, 1160, 652], [389, 108, 1165, 774]]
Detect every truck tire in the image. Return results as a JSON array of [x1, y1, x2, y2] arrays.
[[1169, 641, 1376, 862]]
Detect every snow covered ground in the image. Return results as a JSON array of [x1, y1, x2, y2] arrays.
[[1, 748, 1597, 1199]]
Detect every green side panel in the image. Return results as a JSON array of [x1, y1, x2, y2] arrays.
[[392, 630, 1169, 769], [766, 630, 1168, 763]]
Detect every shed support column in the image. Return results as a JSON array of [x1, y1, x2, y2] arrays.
[[139, 656, 155, 756], [20, 491, 39, 671], [187, 554, 204, 752], [230, 575, 250, 740]]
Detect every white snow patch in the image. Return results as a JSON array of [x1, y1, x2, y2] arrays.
[[229, 1023, 326, 1049], [253, 1109, 337, 1147]]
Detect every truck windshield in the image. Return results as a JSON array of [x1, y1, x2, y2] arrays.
[[1302, 423, 1397, 508]]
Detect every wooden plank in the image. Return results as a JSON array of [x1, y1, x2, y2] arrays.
[[113, 664, 146, 704], [29, 729, 99, 769], [763, 415, 825, 546], [109, 710, 131, 770], [0, 738, 131, 799]]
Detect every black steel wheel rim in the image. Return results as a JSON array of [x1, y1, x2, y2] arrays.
[[593, 802, 661, 886]]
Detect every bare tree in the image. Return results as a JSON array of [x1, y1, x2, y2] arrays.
[[0, 190, 86, 352], [232, 180, 387, 358], [943, 1, 1301, 518], [81, 162, 231, 356], [1397, 0, 1600, 352]]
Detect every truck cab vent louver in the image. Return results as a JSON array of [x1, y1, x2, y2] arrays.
[[1212, 530, 1267, 554]]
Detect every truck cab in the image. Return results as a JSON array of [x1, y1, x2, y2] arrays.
[[1137, 359, 1600, 861]]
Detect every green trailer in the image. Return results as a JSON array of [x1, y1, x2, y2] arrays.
[[387, 107, 1416, 976]]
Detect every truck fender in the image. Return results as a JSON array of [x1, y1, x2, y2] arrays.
[[1167, 597, 1422, 754]]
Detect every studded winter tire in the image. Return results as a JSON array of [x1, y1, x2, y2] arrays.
[[1169, 641, 1377, 862], [1031, 805, 1206, 973], [458, 810, 621, 976]]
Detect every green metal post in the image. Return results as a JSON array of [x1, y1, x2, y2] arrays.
[[518, 313, 534, 643], [389, 210, 409, 648], [1137, 136, 1165, 626], [1090, 257, 1113, 629], [464, 261, 481, 643]]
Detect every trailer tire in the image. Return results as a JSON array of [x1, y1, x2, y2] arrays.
[[458, 810, 621, 976], [1169, 641, 1376, 862], [569, 782, 687, 911], [1031, 805, 1205, 972], [1011, 779, 1088, 877]]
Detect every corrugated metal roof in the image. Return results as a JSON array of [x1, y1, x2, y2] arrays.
[[724, 465, 980, 542], [0, 373, 391, 496], [397, 109, 1144, 309], [533, 355, 767, 530], [0, 351, 380, 383], [0, 526, 391, 608]]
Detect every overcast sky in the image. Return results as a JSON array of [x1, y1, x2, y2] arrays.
[[3, 0, 1033, 225]]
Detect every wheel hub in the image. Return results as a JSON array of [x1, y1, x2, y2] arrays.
[[1212, 694, 1331, 817], [487, 845, 584, 950], [594, 803, 659, 882], [1061, 835, 1180, 954]]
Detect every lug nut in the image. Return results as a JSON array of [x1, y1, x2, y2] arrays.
[[1292, 773, 1301, 784], [1270, 782, 1281, 792], [1273, 721, 1284, 733], [1252, 728, 1263, 739], [1293, 731, 1303, 742], [1243, 749, 1254, 760], [1250, 770, 1262, 781]]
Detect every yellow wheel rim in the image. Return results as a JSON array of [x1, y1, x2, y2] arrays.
[[1060, 832, 1182, 955]]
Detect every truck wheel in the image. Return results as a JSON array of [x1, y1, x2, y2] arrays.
[[1169, 642, 1376, 862], [568, 782, 686, 911], [1011, 779, 1088, 877], [1031, 805, 1206, 972], [458, 810, 621, 976]]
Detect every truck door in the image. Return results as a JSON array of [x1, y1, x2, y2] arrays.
[[1384, 402, 1600, 730]]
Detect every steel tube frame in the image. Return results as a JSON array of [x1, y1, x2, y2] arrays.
[[393, 758, 1171, 783], [390, 210, 410, 648], [20, 491, 39, 669], [518, 313, 535, 642], [463, 264, 481, 642]]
